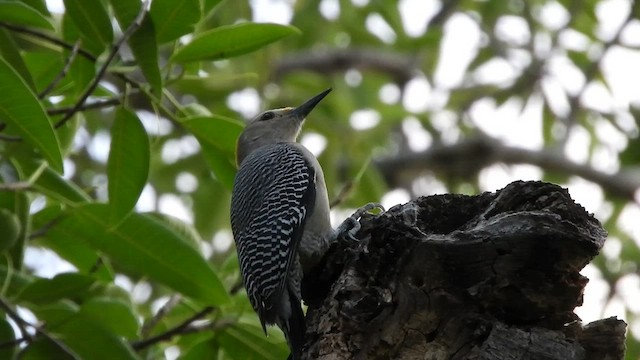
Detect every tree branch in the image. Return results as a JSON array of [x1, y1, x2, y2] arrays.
[[0, 133, 21, 142], [374, 136, 640, 202], [141, 294, 182, 338], [273, 49, 418, 85], [0, 182, 31, 192], [0, 22, 97, 62], [0, 297, 80, 359], [53, 0, 150, 129], [131, 306, 214, 351], [47, 98, 122, 116], [177, 318, 235, 336], [38, 40, 80, 99], [0, 336, 27, 349]]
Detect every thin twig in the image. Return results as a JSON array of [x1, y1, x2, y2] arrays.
[[0, 182, 32, 191], [53, 0, 150, 129], [0, 21, 139, 93], [0, 12, 183, 134], [330, 181, 354, 208], [229, 279, 244, 295], [38, 41, 80, 99], [0, 21, 141, 104], [0, 300, 30, 343], [28, 217, 63, 240], [177, 318, 235, 336], [131, 306, 214, 351], [0, 22, 97, 62], [88, 257, 104, 274], [0, 336, 27, 349], [0, 297, 80, 359], [0, 133, 21, 142], [141, 294, 182, 338], [47, 98, 122, 116], [0, 97, 121, 142]]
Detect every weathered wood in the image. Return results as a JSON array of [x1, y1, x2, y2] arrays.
[[301, 181, 626, 360]]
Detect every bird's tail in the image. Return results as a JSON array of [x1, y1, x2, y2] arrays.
[[282, 287, 306, 360]]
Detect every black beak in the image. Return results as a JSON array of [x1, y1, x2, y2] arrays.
[[292, 88, 332, 119]]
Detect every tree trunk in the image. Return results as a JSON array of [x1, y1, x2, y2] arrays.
[[301, 181, 626, 360]]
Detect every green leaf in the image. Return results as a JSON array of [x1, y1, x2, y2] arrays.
[[33, 205, 114, 282], [62, 14, 98, 90], [147, 212, 203, 251], [80, 297, 139, 339], [567, 49, 591, 71], [27, 300, 134, 360], [23, 52, 66, 94], [192, 176, 230, 239], [0, 208, 20, 252], [68, 55, 95, 94], [12, 191, 28, 268], [129, 18, 163, 94], [63, 0, 113, 50], [182, 103, 213, 117], [182, 335, 219, 360], [203, 0, 223, 14], [21, 0, 49, 15], [0, 57, 63, 172], [218, 323, 289, 360], [182, 115, 243, 160], [108, 108, 150, 224], [108, 0, 142, 26], [172, 23, 300, 63], [30, 300, 79, 326], [181, 115, 243, 190], [0, 29, 35, 89], [53, 313, 139, 360], [0, 262, 34, 297], [541, 102, 557, 146], [56, 113, 81, 156], [150, 0, 201, 43], [110, 0, 162, 94], [620, 136, 640, 167], [19, 338, 78, 360], [16, 273, 95, 305], [197, 141, 237, 190], [0, 0, 54, 29], [14, 159, 90, 204], [0, 318, 17, 360], [0, 181, 31, 270], [60, 204, 229, 304]]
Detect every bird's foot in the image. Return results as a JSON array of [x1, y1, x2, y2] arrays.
[[335, 202, 385, 243]]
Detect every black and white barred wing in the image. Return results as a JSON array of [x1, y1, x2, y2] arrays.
[[230, 143, 316, 326]]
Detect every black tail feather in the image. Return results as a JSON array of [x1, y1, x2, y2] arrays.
[[285, 287, 306, 360]]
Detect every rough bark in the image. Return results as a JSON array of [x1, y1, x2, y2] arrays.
[[301, 181, 626, 360]]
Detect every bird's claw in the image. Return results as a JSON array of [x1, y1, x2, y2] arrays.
[[336, 202, 385, 243]]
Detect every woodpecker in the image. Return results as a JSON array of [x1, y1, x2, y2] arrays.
[[230, 89, 381, 359]]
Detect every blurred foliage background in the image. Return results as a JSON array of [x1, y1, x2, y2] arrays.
[[0, 0, 639, 358]]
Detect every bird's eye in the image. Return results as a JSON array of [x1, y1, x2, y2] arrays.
[[260, 112, 275, 121]]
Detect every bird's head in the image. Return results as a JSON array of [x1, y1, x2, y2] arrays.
[[236, 88, 331, 166]]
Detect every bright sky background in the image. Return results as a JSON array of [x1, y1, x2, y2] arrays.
[[38, 0, 640, 343]]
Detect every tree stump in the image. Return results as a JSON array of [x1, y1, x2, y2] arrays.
[[302, 181, 626, 360]]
